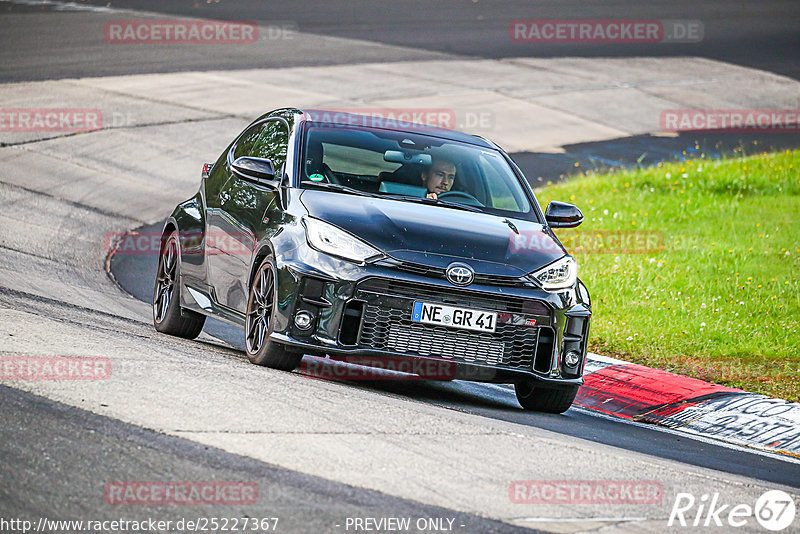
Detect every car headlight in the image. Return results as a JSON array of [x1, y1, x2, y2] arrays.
[[532, 256, 577, 291], [303, 217, 383, 263]]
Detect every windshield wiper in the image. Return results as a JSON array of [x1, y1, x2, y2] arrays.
[[299, 181, 382, 199], [386, 194, 483, 213]]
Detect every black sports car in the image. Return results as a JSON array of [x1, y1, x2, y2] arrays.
[[153, 107, 591, 413]]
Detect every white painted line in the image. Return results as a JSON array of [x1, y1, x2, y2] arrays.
[[586, 352, 628, 365], [0, 0, 116, 12], [512, 517, 649, 523]]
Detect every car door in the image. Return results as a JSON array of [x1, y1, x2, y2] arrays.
[[205, 118, 290, 313]]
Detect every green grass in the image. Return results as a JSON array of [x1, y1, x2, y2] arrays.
[[535, 149, 800, 401]]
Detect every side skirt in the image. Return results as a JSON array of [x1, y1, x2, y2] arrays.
[[180, 281, 246, 327]]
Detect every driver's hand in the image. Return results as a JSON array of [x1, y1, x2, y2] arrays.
[[425, 192, 438, 199]]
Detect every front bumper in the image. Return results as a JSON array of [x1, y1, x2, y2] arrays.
[[271, 246, 591, 385]]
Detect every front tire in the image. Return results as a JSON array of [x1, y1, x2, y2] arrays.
[[245, 258, 302, 371], [515, 381, 578, 413], [153, 230, 205, 339]]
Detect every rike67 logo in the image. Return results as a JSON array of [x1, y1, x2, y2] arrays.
[[669, 490, 796, 531]]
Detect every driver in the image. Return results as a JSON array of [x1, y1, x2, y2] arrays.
[[421, 157, 457, 199]]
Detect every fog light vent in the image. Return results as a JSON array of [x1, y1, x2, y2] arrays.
[[338, 301, 364, 346]]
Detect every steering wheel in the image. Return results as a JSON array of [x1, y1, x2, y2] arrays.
[[437, 190, 484, 206]]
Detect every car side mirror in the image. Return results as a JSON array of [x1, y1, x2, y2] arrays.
[[545, 201, 583, 228], [231, 157, 279, 189]]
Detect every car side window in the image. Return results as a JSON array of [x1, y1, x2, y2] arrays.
[[232, 119, 290, 171], [479, 155, 531, 212]]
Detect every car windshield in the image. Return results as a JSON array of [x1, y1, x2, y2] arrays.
[[300, 124, 536, 220]]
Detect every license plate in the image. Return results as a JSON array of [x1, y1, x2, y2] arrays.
[[411, 301, 497, 333]]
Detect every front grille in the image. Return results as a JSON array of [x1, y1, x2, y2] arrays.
[[355, 278, 550, 372], [387, 324, 505, 364], [359, 278, 549, 315], [392, 261, 536, 288]]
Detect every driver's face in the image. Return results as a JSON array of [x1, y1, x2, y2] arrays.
[[422, 161, 456, 194]]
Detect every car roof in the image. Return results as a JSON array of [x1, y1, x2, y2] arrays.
[[292, 108, 498, 150]]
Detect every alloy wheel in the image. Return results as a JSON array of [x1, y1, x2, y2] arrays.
[[154, 237, 178, 323], [246, 264, 274, 354]]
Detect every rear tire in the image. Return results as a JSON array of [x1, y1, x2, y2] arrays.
[[153, 230, 205, 339], [515, 381, 578, 413], [245, 258, 302, 371]]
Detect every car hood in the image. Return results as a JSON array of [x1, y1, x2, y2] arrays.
[[300, 190, 566, 277]]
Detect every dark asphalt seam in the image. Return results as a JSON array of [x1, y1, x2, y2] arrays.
[[59, 77, 248, 116], [0, 243, 104, 268], [0, 285, 249, 361], [0, 178, 145, 223], [0, 115, 238, 148], [0, 284, 151, 330]]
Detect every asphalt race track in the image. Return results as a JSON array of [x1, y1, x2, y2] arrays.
[[1, 0, 798, 81], [1, 2, 799, 533], [0, 386, 536, 533]]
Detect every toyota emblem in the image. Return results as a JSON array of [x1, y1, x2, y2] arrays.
[[446, 263, 475, 286]]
